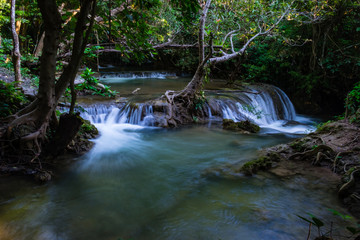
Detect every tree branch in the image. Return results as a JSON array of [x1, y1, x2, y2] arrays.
[[199, 0, 212, 63], [209, 4, 292, 65]]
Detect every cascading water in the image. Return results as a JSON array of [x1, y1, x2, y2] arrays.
[[81, 84, 315, 134], [81, 103, 156, 126], [100, 71, 178, 82], [206, 84, 315, 133]]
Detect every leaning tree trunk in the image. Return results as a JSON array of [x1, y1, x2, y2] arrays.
[[160, 0, 212, 126], [10, 0, 22, 85], [3, 0, 97, 161]]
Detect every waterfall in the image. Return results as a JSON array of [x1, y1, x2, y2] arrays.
[[209, 85, 297, 125], [79, 84, 314, 133], [81, 103, 156, 126], [99, 71, 177, 82]]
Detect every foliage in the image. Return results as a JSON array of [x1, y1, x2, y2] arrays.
[[232, 1, 360, 114], [242, 104, 262, 119], [0, 0, 10, 29], [0, 38, 13, 70], [0, 80, 28, 117], [66, 67, 117, 98], [83, 45, 103, 65], [194, 90, 206, 111], [80, 67, 98, 85], [297, 213, 325, 237], [298, 209, 360, 239], [345, 81, 360, 122], [79, 119, 98, 136]]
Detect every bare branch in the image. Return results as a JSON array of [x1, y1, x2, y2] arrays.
[[199, 0, 212, 62], [230, 34, 238, 53], [222, 29, 240, 46], [209, 3, 293, 65]]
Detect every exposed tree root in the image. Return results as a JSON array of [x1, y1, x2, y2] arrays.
[[338, 169, 360, 197], [289, 144, 335, 161], [313, 151, 332, 166]]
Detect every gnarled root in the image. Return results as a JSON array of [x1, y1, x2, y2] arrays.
[[162, 90, 199, 127], [313, 152, 332, 166], [289, 144, 335, 161], [338, 169, 360, 197]]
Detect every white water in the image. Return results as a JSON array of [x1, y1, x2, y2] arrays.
[[81, 85, 316, 134], [100, 71, 178, 83]]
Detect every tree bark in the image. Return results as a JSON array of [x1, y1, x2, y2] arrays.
[[198, 0, 212, 63], [55, 0, 97, 103], [35, 0, 62, 130], [34, 32, 45, 58], [43, 113, 83, 157], [4, 0, 97, 160], [10, 0, 22, 84]]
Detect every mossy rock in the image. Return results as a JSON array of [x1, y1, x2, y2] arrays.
[[238, 120, 260, 133], [241, 152, 281, 176], [222, 119, 260, 133], [79, 119, 98, 138]]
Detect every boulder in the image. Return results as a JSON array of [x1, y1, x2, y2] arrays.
[[222, 119, 260, 133]]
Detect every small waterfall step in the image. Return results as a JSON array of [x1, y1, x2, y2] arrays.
[[80, 84, 315, 133], [99, 71, 178, 80]]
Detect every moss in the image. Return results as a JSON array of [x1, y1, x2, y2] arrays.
[[128, 102, 139, 109], [290, 139, 307, 152], [222, 119, 260, 133], [316, 121, 333, 134], [241, 152, 281, 176], [222, 119, 239, 130], [238, 120, 260, 133], [316, 121, 344, 134], [79, 120, 98, 137]]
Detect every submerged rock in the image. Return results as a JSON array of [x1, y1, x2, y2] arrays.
[[240, 152, 281, 176], [222, 119, 260, 133]]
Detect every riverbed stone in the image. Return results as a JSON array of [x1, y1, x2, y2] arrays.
[[222, 119, 260, 133]]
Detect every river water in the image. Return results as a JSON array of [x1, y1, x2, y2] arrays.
[[0, 71, 354, 240]]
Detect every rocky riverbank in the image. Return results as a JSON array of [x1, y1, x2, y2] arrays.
[[203, 119, 360, 218]]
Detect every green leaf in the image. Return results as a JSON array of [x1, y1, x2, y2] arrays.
[[296, 215, 315, 225], [329, 209, 352, 219], [311, 216, 324, 227]]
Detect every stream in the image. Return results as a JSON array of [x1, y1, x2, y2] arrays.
[[0, 70, 354, 240]]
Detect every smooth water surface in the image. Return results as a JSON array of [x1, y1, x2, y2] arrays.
[[0, 124, 352, 240], [98, 71, 190, 102], [0, 71, 352, 239]]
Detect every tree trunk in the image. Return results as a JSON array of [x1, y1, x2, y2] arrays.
[[198, 0, 211, 63], [43, 113, 83, 157], [35, 0, 62, 129], [177, 0, 211, 98], [55, 0, 97, 102], [3, 0, 97, 161], [34, 32, 45, 58], [10, 0, 22, 85]]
